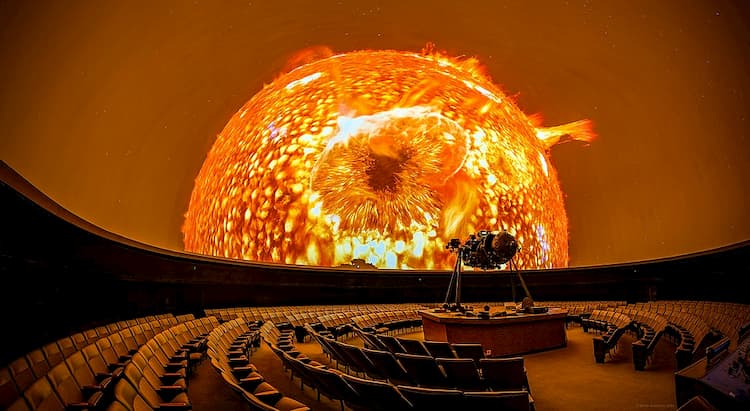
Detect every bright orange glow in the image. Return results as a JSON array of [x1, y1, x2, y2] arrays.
[[183, 47, 595, 270]]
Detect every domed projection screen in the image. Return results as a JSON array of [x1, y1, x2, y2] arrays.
[[183, 47, 595, 270]]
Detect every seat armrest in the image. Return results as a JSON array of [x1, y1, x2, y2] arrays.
[[159, 373, 184, 384], [68, 390, 104, 410], [254, 390, 282, 405], [158, 385, 186, 395], [108, 362, 127, 371], [83, 376, 112, 395], [164, 362, 186, 371]]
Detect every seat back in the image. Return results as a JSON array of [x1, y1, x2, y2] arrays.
[[122, 363, 179, 409], [70, 333, 88, 350], [394, 353, 448, 388], [25, 350, 51, 379], [361, 348, 414, 386], [423, 340, 456, 359], [96, 337, 122, 369], [337, 343, 385, 380], [436, 357, 484, 390], [46, 362, 85, 406], [81, 343, 113, 377], [23, 377, 65, 411], [450, 343, 485, 366], [96, 326, 110, 338], [83, 329, 100, 345], [479, 357, 526, 391], [341, 374, 413, 411], [131, 325, 149, 347], [65, 351, 100, 389], [396, 338, 431, 356], [397, 385, 463, 411], [304, 365, 361, 406], [54, 337, 77, 359], [6, 396, 32, 411], [109, 333, 132, 361], [119, 329, 140, 354], [355, 329, 387, 351], [0, 366, 22, 410], [140, 323, 156, 340], [8, 357, 35, 393], [113, 378, 152, 411], [41, 342, 65, 368], [377, 335, 406, 354]]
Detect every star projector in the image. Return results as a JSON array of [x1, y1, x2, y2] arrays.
[[446, 230, 519, 270]]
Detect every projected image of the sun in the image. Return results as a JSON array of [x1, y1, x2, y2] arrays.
[[183, 46, 595, 270]]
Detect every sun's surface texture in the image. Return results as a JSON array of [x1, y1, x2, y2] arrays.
[[183, 48, 594, 270]]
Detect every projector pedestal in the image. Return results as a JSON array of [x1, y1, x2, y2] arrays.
[[420, 308, 568, 357]]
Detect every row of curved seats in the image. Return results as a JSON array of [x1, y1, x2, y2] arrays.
[[355, 329, 486, 365], [2, 314, 214, 411], [208, 318, 311, 411], [207, 305, 427, 345], [616, 307, 716, 369], [581, 310, 633, 363], [350, 311, 423, 335], [206, 303, 426, 324], [105, 317, 221, 411], [627, 301, 749, 349], [308, 326, 531, 394], [0, 314, 180, 411], [276, 330, 533, 411], [528, 300, 627, 325]]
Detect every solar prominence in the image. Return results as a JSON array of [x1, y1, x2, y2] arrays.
[[183, 48, 594, 270]]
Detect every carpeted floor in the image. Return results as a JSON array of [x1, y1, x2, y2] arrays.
[[189, 325, 678, 410]]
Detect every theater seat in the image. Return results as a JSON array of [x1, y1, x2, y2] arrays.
[[23, 376, 66, 411], [24, 349, 50, 380], [8, 357, 35, 393], [423, 340, 457, 359], [436, 358, 484, 390], [122, 363, 191, 408], [41, 341, 65, 368], [65, 351, 113, 397], [450, 344, 485, 367], [361, 348, 414, 386], [479, 357, 527, 391], [47, 362, 104, 410], [1, 367, 22, 410], [113, 377, 190, 411], [6, 397, 31, 411], [394, 353, 449, 388], [397, 385, 463, 410], [341, 374, 413, 411]]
